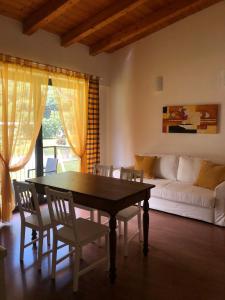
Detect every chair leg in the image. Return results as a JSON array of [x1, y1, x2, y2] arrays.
[[105, 233, 109, 271], [20, 225, 25, 262], [80, 247, 83, 260], [137, 211, 142, 242], [97, 211, 101, 224], [124, 221, 128, 257], [51, 237, 57, 279], [97, 212, 102, 246], [118, 221, 122, 236], [73, 247, 81, 293], [47, 229, 51, 246], [37, 230, 43, 270], [90, 210, 94, 222]]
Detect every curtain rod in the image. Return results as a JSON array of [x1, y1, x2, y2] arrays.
[[0, 53, 100, 81]]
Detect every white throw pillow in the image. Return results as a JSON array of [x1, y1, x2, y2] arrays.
[[177, 156, 202, 184], [154, 154, 179, 180]]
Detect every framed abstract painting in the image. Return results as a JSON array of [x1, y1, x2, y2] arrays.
[[162, 104, 219, 133]]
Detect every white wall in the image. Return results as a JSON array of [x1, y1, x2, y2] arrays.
[[1, 3, 225, 168], [106, 1, 225, 167], [0, 15, 111, 161], [0, 15, 110, 84]]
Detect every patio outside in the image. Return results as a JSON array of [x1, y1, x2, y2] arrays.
[[10, 86, 80, 182]]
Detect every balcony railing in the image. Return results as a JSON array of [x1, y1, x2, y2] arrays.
[[43, 145, 80, 173], [10, 145, 80, 182]]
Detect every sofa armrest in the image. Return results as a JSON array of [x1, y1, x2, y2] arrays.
[[214, 181, 225, 226]]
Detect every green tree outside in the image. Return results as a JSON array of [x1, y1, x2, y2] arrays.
[[42, 111, 62, 139]]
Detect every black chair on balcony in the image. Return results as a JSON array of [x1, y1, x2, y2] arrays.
[[27, 158, 58, 178]]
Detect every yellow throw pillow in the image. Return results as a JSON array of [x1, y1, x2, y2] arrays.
[[195, 160, 225, 190], [134, 155, 156, 179]]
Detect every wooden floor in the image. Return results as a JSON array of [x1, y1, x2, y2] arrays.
[[1, 208, 225, 300]]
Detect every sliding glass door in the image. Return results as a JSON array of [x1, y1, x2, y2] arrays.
[[10, 85, 80, 182], [41, 85, 80, 174]]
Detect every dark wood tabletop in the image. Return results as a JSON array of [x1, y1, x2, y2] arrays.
[[27, 171, 154, 214], [27, 171, 155, 283]]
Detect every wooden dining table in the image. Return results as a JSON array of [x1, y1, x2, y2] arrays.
[[26, 171, 155, 283]]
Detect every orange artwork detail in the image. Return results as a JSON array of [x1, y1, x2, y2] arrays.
[[162, 104, 219, 134]]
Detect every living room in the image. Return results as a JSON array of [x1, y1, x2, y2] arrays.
[[0, 1, 225, 299]]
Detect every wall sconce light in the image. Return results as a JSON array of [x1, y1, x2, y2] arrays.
[[155, 76, 163, 91]]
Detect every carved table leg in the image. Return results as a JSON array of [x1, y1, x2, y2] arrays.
[[143, 191, 150, 256], [109, 214, 117, 283]]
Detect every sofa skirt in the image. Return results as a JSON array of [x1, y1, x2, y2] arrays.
[[149, 197, 214, 224]]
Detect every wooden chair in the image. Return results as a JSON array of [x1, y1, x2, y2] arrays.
[[27, 157, 58, 178], [74, 164, 113, 221], [93, 164, 113, 177], [13, 180, 52, 270], [98, 167, 144, 257], [46, 187, 109, 292]]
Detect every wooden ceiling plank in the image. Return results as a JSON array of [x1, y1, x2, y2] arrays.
[[61, 0, 148, 47], [90, 0, 222, 55], [23, 0, 80, 35]]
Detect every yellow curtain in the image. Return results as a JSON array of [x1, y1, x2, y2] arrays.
[[0, 62, 49, 222], [51, 74, 88, 172]]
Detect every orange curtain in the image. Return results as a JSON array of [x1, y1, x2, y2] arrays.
[[0, 62, 49, 222], [51, 73, 88, 172]]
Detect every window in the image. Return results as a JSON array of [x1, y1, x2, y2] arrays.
[[42, 85, 80, 173]]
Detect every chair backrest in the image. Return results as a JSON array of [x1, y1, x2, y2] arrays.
[[45, 158, 58, 175], [93, 164, 113, 177], [13, 180, 42, 225], [45, 187, 79, 244], [120, 168, 144, 183]]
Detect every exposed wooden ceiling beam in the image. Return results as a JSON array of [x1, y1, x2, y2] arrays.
[[90, 0, 222, 55], [61, 0, 148, 47], [23, 0, 80, 35]]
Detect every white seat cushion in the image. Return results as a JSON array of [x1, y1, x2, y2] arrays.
[[151, 181, 215, 208], [25, 207, 51, 228], [99, 206, 140, 221], [57, 218, 108, 245], [74, 204, 95, 211], [116, 206, 140, 221]]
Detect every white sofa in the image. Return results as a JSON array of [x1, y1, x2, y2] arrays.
[[114, 155, 225, 227]]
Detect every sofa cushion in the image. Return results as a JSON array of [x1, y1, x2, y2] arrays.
[[154, 154, 179, 180], [195, 160, 225, 190], [144, 178, 173, 188], [134, 155, 156, 178], [148, 180, 215, 209], [177, 156, 202, 183]]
